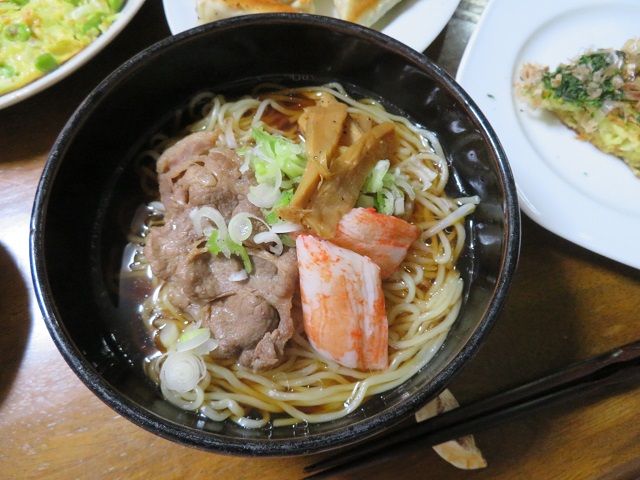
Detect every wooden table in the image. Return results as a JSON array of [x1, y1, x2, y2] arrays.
[[2, 1, 639, 479]]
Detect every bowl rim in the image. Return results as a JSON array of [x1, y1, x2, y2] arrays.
[[30, 13, 520, 456]]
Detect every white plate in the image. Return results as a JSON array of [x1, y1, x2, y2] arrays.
[[0, 0, 146, 110], [162, 0, 461, 52], [456, 0, 640, 269]]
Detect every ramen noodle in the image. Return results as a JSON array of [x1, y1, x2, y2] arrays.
[[124, 83, 478, 428]]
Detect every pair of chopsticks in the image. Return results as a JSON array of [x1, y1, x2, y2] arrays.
[[304, 339, 640, 479]]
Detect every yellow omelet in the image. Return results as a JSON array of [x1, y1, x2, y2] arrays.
[[0, 0, 123, 96]]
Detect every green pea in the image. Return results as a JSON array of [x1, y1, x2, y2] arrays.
[[35, 53, 58, 72], [108, 0, 125, 12], [4, 23, 31, 42], [82, 13, 105, 34], [0, 64, 16, 78]]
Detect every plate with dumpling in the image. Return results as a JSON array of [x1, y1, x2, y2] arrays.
[[162, 0, 462, 52]]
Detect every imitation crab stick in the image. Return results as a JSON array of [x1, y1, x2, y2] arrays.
[[332, 208, 420, 279], [296, 235, 388, 371]]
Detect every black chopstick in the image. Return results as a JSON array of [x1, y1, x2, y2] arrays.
[[304, 339, 640, 479]]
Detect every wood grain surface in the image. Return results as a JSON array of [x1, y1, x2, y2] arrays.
[[1, 1, 639, 479]]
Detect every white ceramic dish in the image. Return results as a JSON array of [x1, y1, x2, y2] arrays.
[[456, 0, 640, 269], [162, 0, 461, 52], [0, 0, 146, 110]]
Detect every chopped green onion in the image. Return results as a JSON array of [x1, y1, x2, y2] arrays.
[[278, 189, 294, 206], [190, 206, 229, 255], [178, 328, 208, 344], [176, 328, 211, 352], [375, 189, 395, 215], [9, 0, 29, 6], [4, 23, 31, 42], [207, 229, 252, 273], [264, 210, 279, 225], [280, 234, 296, 248], [360, 159, 415, 216], [228, 213, 254, 244], [253, 161, 273, 183], [158, 322, 179, 349], [228, 239, 252, 273], [253, 231, 283, 256], [35, 53, 58, 72], [362, 160, 390, 193], [160, 351, 206, 393], [356, 194, 375, 208], [207, 229, 222, 256], [264, 189, 293, 225], [245, 127, 302, 209], [248, 182, 281, 208]]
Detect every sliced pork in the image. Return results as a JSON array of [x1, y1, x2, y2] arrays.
[[208, 292, 279, 359], [144, 131, 298, 370]]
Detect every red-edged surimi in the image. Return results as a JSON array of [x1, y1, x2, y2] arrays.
[[296, 235, 388, 370], [332, 208, 420, 278]]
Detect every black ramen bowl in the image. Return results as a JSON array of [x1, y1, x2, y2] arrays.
[[30, 15, 519, 455]]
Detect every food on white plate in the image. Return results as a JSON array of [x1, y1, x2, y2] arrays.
[[123, 82, 479, 428], [196, 0, 315, 21], [517, 38, 640, 177], [196, 0, 404, 27], [0, 0, 125, 96], [334, 0, 403, 27], [415, 389, 487, 470]]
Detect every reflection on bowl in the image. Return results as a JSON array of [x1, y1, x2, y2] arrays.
[[30, 14, 519, 456]]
